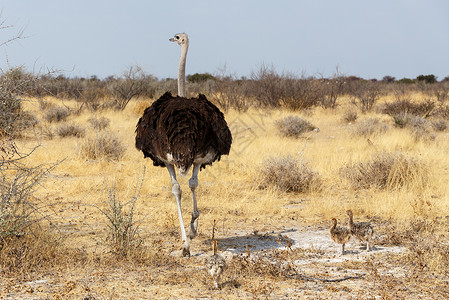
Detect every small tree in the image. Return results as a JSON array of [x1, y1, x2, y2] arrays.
[[350, 81, 381, 113], [382, 75, 396, 83], [319, 69, 346, 109], [187, 72, 216, 83], [416, 74, 437, 84], [107, 66, 151, 110]]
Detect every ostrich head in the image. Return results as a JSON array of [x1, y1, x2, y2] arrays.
[[169, 33, 189, 46]]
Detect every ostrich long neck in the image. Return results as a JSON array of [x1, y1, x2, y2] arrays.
[[178, 41, 189, 97]]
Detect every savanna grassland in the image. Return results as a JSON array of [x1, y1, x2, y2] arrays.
[[1, 70, 449, 299]]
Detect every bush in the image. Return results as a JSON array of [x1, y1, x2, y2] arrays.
[[259, 155, 322, 193], [106, 66, 150, 111], [349, 81, 381, 112], [0, 139, 58, 244], [80, 132, 126, 161], [0, 68, 38, 136], [392, 112, 411, 128], [88, 116, 110, 130], [408, 115, 435, 141], [275, 116, 316, 138], [55, 123, 85, 138], [431, 119, 448, 132], [96, 169, 145, 258], [247, 65, 320, 110], [340, 152, 429, 190], [44, 106, 71, 123], [187, 73, 216, 83], [393, 114, 436, 141], [416, 74, 437, 84], [353, 118, 388, 136], [382, 99, 435, 118], [342, 109, 358, 123], [211, 75, 250, 112]]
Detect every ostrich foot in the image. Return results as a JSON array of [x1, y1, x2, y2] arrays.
[[188, 212, 199, 239], [181, 242, 190, 257]]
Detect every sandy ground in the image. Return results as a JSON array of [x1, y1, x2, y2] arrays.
[[2, 222, 446, 299]]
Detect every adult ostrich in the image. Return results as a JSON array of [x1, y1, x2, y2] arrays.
[[135, 33, 232, 257]]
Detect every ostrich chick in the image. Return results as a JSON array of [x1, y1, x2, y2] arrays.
[[330, 218, 351, 255], [346, 210, 374, 251], [205, 240, 227, 289]]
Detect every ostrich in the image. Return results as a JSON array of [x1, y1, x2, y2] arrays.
[[135, 33, 232, 256], [346, 210, 374, 251], [205, 240, 227, 289], [329, 218, 351, 255]]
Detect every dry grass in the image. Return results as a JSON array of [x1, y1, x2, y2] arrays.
[[43, 106, 71, 123], [353, 117, 389, 137], [275, 115, 316, 138], [340, 152, 429, 190], [55, 122, 85, 138], [259, 155, 322, 193], [79, 131, 126, 161], [2, 94, 448, 298], [88, 116, 110, 130]]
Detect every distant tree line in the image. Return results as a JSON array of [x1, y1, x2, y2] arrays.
[[2, 65, 449, 115]]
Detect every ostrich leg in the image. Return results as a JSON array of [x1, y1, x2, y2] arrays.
[[188, 163, 201, 239], [166, 164, 190, 256]]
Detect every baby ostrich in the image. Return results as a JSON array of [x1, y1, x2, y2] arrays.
[[330, 218, 351, 255], [205, 240, 227, 289], [346, 210, 374, 251]]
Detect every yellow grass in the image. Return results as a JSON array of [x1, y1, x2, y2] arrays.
[[4, 94, 448, 297], [17, 95, 449, 227]]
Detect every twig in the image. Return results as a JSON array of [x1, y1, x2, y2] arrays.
[[287, 272, 366, 282], [211, 219, 217, 240]]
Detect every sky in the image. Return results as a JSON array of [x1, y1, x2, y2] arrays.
[[0, 0, 448, 80]]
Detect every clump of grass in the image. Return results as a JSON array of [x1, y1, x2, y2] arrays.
[[0, 142, 64, 276], [275, 116, 316, 138], [38, 98, 53, 111], [55, 123, 85, 138], [408, 115, 435, 141], [80, 132, 126, 161], [96, 168, 145, 259], [88, 116, 110, 131], [43, 106, 71, 123], [353, 118, 388, 137], [392, 112, 411, 128], [0, 227, 64, 276], [431, 119, 448, 132], [341, 109, 358, 123], [133, 100, 152, 116], [100, 182, 142, 258], [340, 152, 429, 190], [259, 155, 322, 193], [393, 113, 436, 141]]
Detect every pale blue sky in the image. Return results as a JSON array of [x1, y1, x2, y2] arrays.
[[1, 0, 448, 80]]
